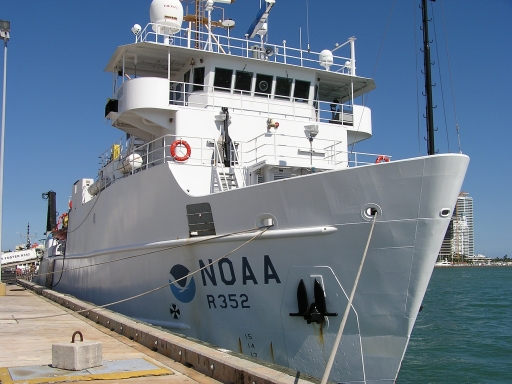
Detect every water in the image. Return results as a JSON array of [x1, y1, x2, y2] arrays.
[[396, 267, 512, 383]]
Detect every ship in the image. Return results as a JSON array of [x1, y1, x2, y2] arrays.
[[1, 224, 43, 271], [34, 1, 469, 382]]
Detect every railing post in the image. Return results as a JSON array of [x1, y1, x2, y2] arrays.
[[273, 132, 277, 163]]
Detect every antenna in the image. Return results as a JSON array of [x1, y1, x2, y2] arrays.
[[246, 0, 276, 39], [222, 18, 235, 54], [17, 223, 37, 249]]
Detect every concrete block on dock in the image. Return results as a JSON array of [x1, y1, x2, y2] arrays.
[[52, 331, 102, 371]]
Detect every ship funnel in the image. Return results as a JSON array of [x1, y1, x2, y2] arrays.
[[42, 191, 57, 232], [150, 0, 184, 35]]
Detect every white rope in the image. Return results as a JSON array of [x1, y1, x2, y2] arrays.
[[320, 212, 378, 384], [12, 226, 270, 321], [35, 226, 261, 278]]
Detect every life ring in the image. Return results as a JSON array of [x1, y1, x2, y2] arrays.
[[170, 140, 191, 162], [375, 155, 390, 164]]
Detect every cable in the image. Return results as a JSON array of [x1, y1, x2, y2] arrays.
[[49, 253, 66, 289], [13, 226, 270, 321], [349, 0, 396, 155], [35, 226, 262, 279], [65, 183, 103, 235], [414, 0, 421, 155], [440, 0, 462, 153], [306, 0, 310, 52], [430, 0, 451, 153], [320, 212, 378, 384]]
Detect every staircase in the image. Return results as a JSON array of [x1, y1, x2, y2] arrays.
[[212, 166, 239, 193], [210, 140, 245, 193]]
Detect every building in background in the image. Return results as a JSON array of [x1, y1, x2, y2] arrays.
[[438, 192, 474, 262]]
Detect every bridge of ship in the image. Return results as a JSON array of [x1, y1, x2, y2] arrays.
[[94, 24, 383, 194]]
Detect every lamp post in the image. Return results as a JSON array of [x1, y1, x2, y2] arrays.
[[0, 20, 10, 292]]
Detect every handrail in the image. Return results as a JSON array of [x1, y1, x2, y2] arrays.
[[167, 79, 356, 126], [135, 23, 354, 74], [93, 132, 389, 195]]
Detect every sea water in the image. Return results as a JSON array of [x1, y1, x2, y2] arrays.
[[396, 267, 512, 383]]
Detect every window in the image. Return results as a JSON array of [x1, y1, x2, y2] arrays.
[[214, 68, 233, 91], [275, 76, 292, 99], [294, 80, 310, 102], [192, 67, 205, 92], [184, 70, 190, 91], [255, 74, 273, 96], [234, 71, 253, 94]]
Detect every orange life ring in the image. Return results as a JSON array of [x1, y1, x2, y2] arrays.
[[170, 140, 191, 162], [375, 155, 390, 164]]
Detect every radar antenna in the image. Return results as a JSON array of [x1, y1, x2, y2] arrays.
[[246, 0, 275, 39]]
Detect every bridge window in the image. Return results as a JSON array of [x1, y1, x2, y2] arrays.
[[214, 68, 233, 91], [235, 71, 253, 95], [294, 80, 310, 102], [255, 74, 273, 96], [184, 70, 191, 93], [275, 76, 292, 99], [193, 67, 205, 92]]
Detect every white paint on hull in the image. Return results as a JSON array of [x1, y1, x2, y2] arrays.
[[36, 153, 468, 383]]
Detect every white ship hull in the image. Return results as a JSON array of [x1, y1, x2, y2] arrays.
[[1, 248, 38, 267], [37, 153, 468, 383]]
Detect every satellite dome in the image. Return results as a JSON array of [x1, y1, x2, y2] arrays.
[[319, 49, 334, 71], [150, 0, 184, 35]]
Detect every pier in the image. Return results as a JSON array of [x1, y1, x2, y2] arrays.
[[0, 280, 319, 384]]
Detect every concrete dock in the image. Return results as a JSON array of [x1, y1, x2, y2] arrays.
[[0, 280, 319, 384]]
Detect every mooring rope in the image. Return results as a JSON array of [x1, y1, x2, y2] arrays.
[[11, 226, 270, 321], [320, 212, 378, 384], [35, 226, 262, 278]]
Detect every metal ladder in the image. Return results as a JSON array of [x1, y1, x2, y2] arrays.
[[211, 141, 241, 193]]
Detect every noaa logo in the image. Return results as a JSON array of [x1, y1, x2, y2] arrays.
[[169, 264, 196, 303]]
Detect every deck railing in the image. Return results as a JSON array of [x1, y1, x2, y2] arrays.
[[95, 133, 389, 194], [135, 23, 355, 74], [166, 79, 357, 126]]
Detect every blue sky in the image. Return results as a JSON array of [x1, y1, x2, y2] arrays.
[[0, 0, 510, 257]]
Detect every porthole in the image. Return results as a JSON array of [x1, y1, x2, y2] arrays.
[[361, 203, 382, 221], [255, 73, 272, 95], [440, 208, 451, 218]]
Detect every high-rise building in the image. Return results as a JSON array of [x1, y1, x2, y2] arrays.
[[438, 192, 474, 262]]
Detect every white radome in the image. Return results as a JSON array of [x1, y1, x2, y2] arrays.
[[150, 0, 184, 35], [319, 49, 334, 70]]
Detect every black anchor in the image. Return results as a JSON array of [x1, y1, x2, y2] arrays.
[[289, 279, 338, 324]]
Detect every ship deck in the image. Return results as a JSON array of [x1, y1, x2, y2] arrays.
[[0, 281, 319, 384]]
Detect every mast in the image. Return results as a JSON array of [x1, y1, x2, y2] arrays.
[[421, 0, 435, 155], [26, 223, 31, 248]]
